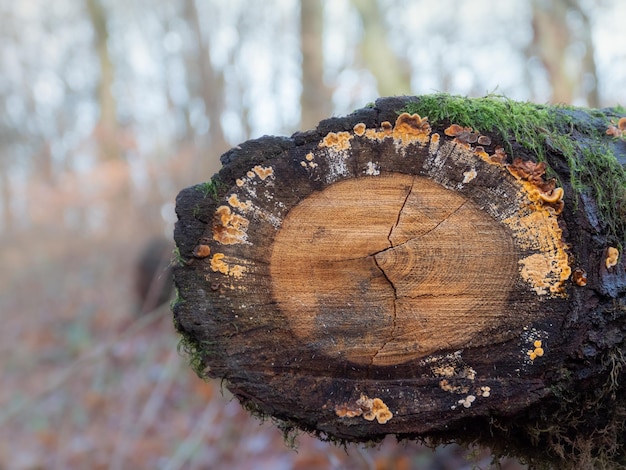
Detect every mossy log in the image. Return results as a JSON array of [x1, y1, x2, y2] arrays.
[[173, 95, 626, 468]]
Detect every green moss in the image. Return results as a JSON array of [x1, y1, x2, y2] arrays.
[[192, 204, 201, 218], [171, 246, 185, 267], [169, 285, 182, 311], [176, 335, 213, 378], [275, 421, 301, 449], [196, 178, 224, 200], [401, 94, 626, 244], [577, 146, 626, 245], [402, 94, 569, 161]]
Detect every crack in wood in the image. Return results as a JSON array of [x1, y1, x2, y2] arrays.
[[372, 198, 470, 258], [371, 255, 397, 366], [415, 199, 469, 241], [368, 187, 473, 365], [387, 176, 415, 247], [369, 178, 414, 366]]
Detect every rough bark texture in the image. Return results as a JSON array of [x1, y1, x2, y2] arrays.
[[173, 95, 626, 468]]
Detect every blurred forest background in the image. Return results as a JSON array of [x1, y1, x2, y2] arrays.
[[1, 0, 626, 468]]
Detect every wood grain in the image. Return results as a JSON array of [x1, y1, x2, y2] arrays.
[[271, 175, 518, 365]]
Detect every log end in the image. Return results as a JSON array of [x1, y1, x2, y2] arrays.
[[173, 95, 626, 468]]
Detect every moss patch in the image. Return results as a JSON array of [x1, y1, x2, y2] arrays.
[[576, 145, 626, 245], [171, 246, 185, 267], [402, 94, 565, 160], [196, 177, 225, 200], [176, 335, 213, 378], [401, 94, 626, 244]]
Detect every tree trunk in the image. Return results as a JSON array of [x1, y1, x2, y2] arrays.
[[530, 0, 600, 107], [86, 0, 119, 160], [172, 95, 626, 468], [300, 0, 332, 131], [351, 0, 412, 97], [184, 0, 228, 177]]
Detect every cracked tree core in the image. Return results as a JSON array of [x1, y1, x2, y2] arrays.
[[270, 174, 518, 366]]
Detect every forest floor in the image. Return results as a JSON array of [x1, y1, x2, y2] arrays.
[[0, 159, 527, 470]]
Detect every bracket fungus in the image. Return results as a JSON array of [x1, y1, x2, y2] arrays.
[[212, 205, 249, 245], [572, 267, 588, 287], [606, 116, 626, 138], [192, 244, 211, 258], [334, 395, 393, 425], [606, 247, 620, 269], [527, 340, 545, 362]]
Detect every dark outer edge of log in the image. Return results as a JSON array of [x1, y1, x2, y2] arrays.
[[173, 95, 626, 466]]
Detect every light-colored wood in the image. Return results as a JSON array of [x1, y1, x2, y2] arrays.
[[270, 174, 517, 366]]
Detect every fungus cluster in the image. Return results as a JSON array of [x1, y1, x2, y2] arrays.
[[394, 112, 431, 136], [300, 152, 318, 169], [443, 123, 505, 164], [432, 359, 479, 395], [572, 268, 588, 286], [353, 122, 366, 136], [320, 131, 352, 151], [439, 379, 469, 394], [508, 158, 564, 214], [527, 340, 545, 361], [488, 146, 507, 164], [606, 247, 620, 269], [212, 205, 249, 245], [431, 364, 457, 378], [251, 165, 274, 180], [450, 386, 491, 410], [227, 194, 252, 211], [236, 165, 275, 187], [430, 358, 477, 381], [444, 123, 481, 144], [457, 394, 476, 408], [334, 394, 393, 424], [350, 113, 432, 148], [508, 159, 553, 193], [210, 253, 246, 279], [381, 113, 432, 146], [606, 117, 626, 138], [210, 253, 229, 274]]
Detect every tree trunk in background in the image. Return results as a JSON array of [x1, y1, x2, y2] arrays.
[[0, 166, 12, 232], [300, 0, 332, 131], [185, 0, 228, 178], [571, 0, 600, 107], [351, 0, 412, 96], [531, 0, 599, 106], [86, 0, 120, 160], [172, 95, 626, 469]]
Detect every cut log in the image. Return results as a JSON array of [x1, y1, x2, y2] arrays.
[[173, 95, 626, 468]]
